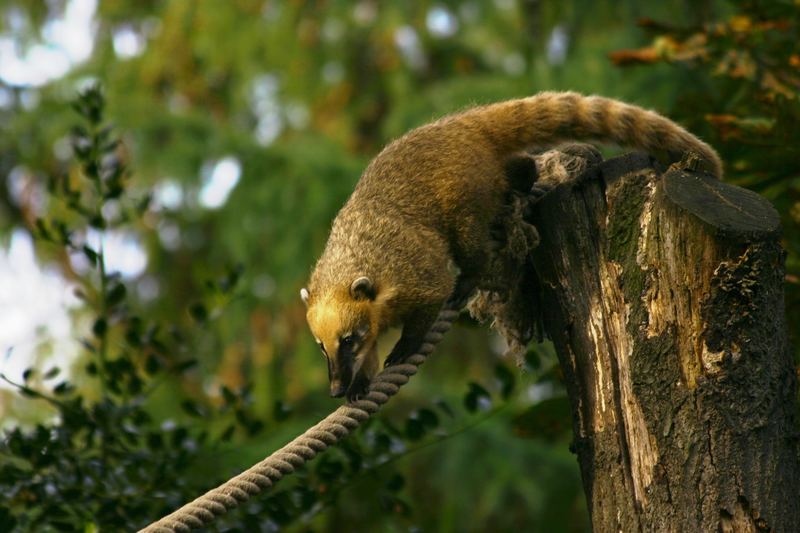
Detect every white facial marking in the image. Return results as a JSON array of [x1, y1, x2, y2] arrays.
[[351, 347, 366, 376]]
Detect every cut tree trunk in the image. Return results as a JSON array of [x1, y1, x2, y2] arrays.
[[529, 152, 800, 532]]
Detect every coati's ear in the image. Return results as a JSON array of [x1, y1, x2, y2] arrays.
[[350, 276, 375, 301], [504, 153, 538, 193], [300, 288, 310, 306]]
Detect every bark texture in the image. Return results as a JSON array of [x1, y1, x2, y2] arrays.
[[530, 152, 800, 532]]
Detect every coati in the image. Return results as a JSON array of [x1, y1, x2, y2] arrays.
[[300, 91, 722, 400]]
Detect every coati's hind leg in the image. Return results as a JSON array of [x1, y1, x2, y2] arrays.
[[448, 213, 498, 308], [448, 273, 479, 308], [383, 302, 441, 368]]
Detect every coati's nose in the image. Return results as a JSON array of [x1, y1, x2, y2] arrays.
[[330, 381, 346, 398]]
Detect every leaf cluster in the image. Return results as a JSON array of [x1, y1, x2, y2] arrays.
[[0, 87, 265, 532], [610, 1, 800, 362], [1, 86, 574, 532]]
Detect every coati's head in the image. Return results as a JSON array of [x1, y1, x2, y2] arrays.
[[301, 276, 382, 399]]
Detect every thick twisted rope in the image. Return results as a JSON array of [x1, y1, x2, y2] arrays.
[[140, 302, 462, 533]]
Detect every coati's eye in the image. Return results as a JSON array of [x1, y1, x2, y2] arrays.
[[339, 334, 356, 351]]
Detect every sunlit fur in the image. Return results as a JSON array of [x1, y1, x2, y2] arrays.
[[303, 91, 722, 400], [305, 286, 390, 397]]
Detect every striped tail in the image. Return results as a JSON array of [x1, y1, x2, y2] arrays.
[[465, 91, 722, 178]]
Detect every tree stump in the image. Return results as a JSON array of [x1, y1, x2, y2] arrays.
[[529, 152, 800, 532]]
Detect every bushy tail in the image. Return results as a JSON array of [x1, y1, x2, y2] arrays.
[[465, 91, 723, 177]]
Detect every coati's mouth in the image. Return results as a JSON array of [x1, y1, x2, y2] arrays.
[[329, 360, 352, 398], [330, 378, 348, 398], [329, 367, 366, 399]]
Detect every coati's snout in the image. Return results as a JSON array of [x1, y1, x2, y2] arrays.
[[328, 339, 378, 399], [301, 277, 381, 401], [327, 353, 352, 398], [330, 381, 346, 398]]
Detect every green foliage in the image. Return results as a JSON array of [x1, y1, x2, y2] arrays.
[[609, 1, 800, 359], [1, 86, 579, 532], [0, 86, 247, 532]]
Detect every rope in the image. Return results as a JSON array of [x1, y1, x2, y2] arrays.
[[140, 301, 463, 532]]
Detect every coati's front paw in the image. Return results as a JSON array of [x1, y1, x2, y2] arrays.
[[383, 351, 408, 369], [346, 373, 371, 402]]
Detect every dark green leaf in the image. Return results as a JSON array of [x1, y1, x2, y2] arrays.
[[463, 382, 492, 413], [189, 302, 208, 323], [174, 359, 198, 373], [54, 221, 71, 245], [220, 424, 236, 442], [131, 408, 151, 425], [146, 432, 163, 450], [70, 125, 89, 139], [82, 246, 99, 266], [245, 419, 264, 436], [374, 432, 392, 452], [80, 337, 97, 353], [180, 399, 204, 417], [6, 429, 25, 456], [381, 495, 411, 516], [0, 505, 17, 531], [125, 326, 142, 347], [136, 193, 152, 214], [53, 381, 74, 395], [273, 400, 291, 421], [34, 218, 51, 241], [72, 141, 90, 159], [524, 348, 542, 371], [221, 385, 237, 405], [84, 160, 100, 180], [88, 214, 105, 228], [495, 363, 516, 400], [102, 139, 120, 153], [106, 283, 127, 307], [385, 474, 405, 492], [127, 375, 143, 394], [404, 417, 425, 441], [92, 318, 107, 338], [144, 354, 160, 375], [417, 408, 439, 429], [105, 183, 123, 200], [172, 427, 188, 447], [435, 399, 455, 418], [219, 264, 244, 293], [315, 457, 343, 481], [234, 407, 250, 426]]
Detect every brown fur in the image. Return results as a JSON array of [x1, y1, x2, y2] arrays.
[[302, 91, 722, 399]]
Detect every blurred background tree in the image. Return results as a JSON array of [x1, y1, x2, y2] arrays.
[[0, 1, 796, 531]]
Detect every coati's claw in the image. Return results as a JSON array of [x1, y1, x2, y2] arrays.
[[346, 391, 362, 402], [383, 352, 405, 368], [346, 373, 371, 402]]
